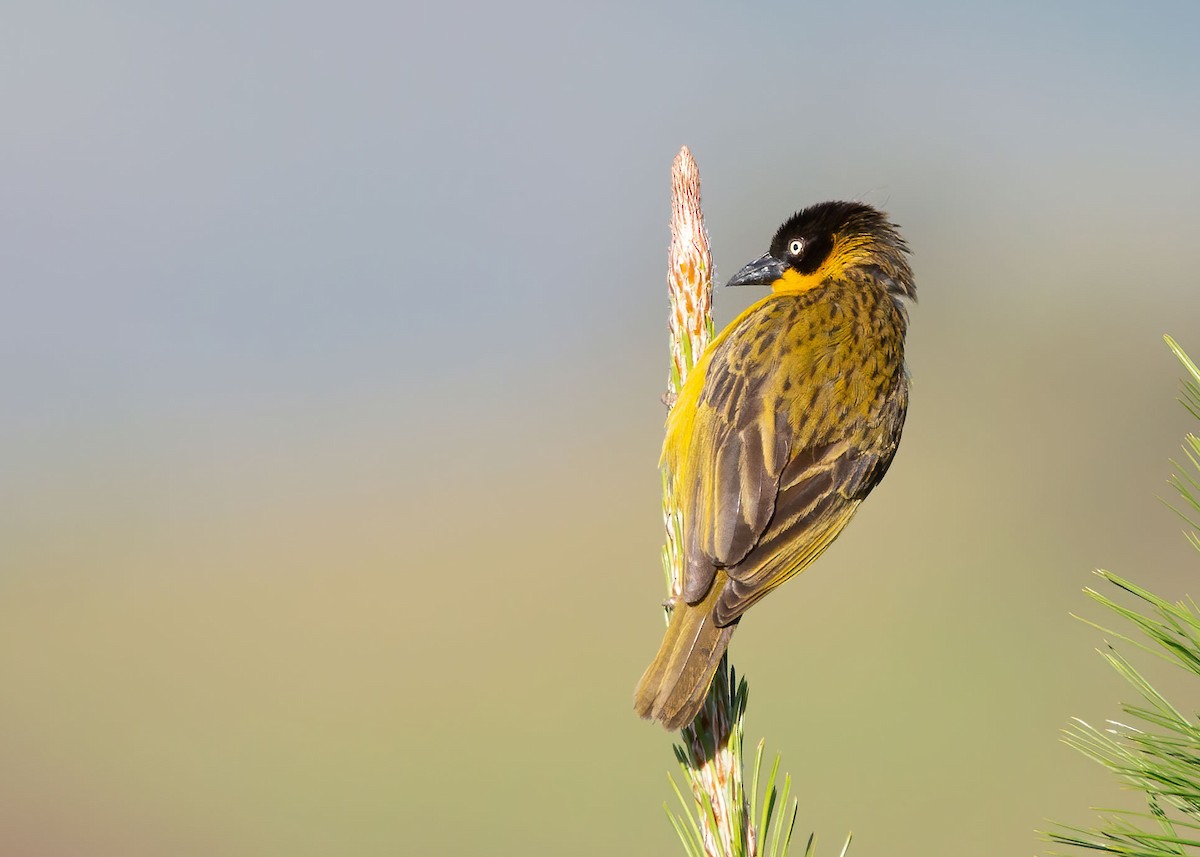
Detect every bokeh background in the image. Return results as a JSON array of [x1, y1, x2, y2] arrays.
[[4, 1, 1200, 854]]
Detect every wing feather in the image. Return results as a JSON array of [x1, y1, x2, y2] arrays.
[[668, 287, 906, 615], [714, 442, 861, 625]]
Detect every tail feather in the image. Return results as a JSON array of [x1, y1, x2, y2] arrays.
[[633, 577, 737, 730]]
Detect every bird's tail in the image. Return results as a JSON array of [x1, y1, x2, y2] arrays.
[[633, 578, 737, 731]]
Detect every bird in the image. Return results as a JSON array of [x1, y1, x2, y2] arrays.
[[634, 200, 916, 730]]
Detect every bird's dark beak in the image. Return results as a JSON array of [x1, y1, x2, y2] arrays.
[[725, 253, 786, 287]]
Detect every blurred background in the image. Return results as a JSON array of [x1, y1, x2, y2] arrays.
[[3, 1, 1200, 854]]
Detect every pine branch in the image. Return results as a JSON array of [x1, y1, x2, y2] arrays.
[[1046, 336, 1200, 857], [658, 146, 811, 857]]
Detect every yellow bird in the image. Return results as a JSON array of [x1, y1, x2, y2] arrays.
[[634, 201, 915, 730]]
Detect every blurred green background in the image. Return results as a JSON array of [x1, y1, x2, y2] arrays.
[[4, 1, 1200, 854]]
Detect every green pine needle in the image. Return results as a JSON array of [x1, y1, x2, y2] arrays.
[[1046, 336, 1200, 857], [665, 724, 805, 857]]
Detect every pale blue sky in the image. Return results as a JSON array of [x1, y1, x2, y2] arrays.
[[4, 1, 1198, 421]]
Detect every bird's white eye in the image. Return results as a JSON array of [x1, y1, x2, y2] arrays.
[[788, 239, 805, 256]]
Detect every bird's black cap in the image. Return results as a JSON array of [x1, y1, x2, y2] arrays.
[[726, 201, 914, 300]]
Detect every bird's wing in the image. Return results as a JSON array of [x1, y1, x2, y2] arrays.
[[670, 294, 906, 620], [672, 300, 795, 604], [711, 439, 877, 625]]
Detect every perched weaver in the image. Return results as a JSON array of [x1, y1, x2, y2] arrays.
[[634, 201, 916, 730]]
